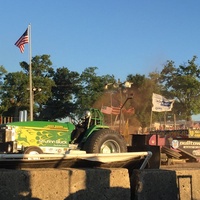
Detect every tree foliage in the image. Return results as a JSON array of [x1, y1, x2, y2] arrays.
[[1, 54, 200, 130], [76, 67, 108, 112], [1, 55, 55, 121], [39, 67, 80, 121], [1, 71, 29, 119], [159, 56, 200, 121]]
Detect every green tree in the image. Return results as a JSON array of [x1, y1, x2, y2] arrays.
[[0, 65, 7, 114], [1, 55, 55, 121], [1, 71, 29, 120], [21, 55, 55, 120], [76, 67, 108, 112], [159, 56, 200, 121], [0, 65, 7, 84], [20, 54, 54, 77], [41, 66, 115, 120], [39, 67, 80, 121]]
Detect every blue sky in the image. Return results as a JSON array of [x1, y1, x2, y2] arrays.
[[1, 0, 200, 119]]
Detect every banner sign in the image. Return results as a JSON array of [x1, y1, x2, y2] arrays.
[[152, 93, 174, 112]]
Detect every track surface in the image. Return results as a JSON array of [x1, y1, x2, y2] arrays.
[[161, 162, 200, 169]]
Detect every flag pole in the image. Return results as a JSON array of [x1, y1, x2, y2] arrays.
[[150, 110, 153, 131], [28, 24, 33, 121]]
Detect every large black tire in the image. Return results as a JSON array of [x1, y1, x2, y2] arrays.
[[24, 146, 43, 160], [83, 129, 127, 153]]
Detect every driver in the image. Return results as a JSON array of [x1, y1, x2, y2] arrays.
[[71, 110, 91, 143]]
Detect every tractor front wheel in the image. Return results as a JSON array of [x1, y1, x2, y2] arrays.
[[83, 129, 127, 153], [24, 146, 43, 160]]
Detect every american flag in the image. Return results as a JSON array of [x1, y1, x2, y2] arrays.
[[111, 106, 121, 115], [15, 28, 29, 53], [101, 106, 112, 114], [101, 105, 123, 115]]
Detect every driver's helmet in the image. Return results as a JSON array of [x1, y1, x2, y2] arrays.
[[84, 110, 91, 119]]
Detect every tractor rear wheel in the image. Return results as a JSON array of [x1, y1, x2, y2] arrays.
[[83, 129, 127, 153]]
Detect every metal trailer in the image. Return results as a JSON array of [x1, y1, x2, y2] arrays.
[[130, 129, 200, 165]]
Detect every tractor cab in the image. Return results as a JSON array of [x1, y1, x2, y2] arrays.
[[71, 108, 107, 144], [87, 108, 104, 127]]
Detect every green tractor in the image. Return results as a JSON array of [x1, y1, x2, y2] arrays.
[[0, 108, 127, 155]]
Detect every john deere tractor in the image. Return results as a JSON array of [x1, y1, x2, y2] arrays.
[[0, 108, 127, 155]]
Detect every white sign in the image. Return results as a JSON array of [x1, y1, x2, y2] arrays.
[[152, 93, 174, 112]]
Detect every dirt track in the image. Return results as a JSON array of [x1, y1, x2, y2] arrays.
[[161, 162, 200, 169]]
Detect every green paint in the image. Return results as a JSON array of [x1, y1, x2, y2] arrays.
[[7, 121, 75, 150]]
